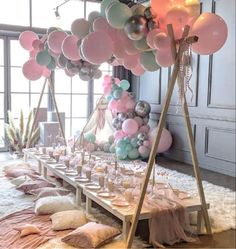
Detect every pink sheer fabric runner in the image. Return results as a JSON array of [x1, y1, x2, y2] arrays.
[[146, 184, 197, 248]]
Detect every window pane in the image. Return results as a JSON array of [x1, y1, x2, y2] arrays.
[[10, 40, 29, 67], [86, 2, 100, 19], [55, 70, 71, 94], [54, 94, 71, 118], [94, 94, 103, 107], [0, 119, 5, 148], [72, 95, 88, 117], [32, 0, 84, 30], [0, 0, 29, 26], [94, 72, 107, 94], [0, 67, 4, 92], [65, 118, 71, 138], [99, 63, 112, 72], [0, 39, 3, 66], [11, 67, 29, 93], [0, 93, 4, 118], [71, 118, 87, 136], [11, 94, 29, 118], [30, 79, 48, 93], [30, 93, 48, 109], [72, 75, 89, 94]]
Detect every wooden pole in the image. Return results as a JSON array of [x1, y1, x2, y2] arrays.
[[126, 25, 190, 249], [47, 77, 67, 146], [168, 24, 212, 234], [26, 77, 47, 149]]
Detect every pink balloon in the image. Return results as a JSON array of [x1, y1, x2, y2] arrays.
[[93, 17, 111, 32], [48, 49, 60, 58], [149, 127, 172, 153], [143, 140, 150, 147], [47, 31, 67, 54], [122, 119, 139, 136], [22, 59, 43, 81], [81, 31, 113, 65], [123, 38, 140, 55], [134, 116, 143, 127], [113, 45, 128, 59], [123, 54, 140, 70], [155, 49, 174, 67], [139, 125, 150, 133], [86, 143, 95, 152], [138, 145, 150, 158], [126, 99, 135, 110], [114, 130, 126, 140], [132, 64, 145, 76], [62, 35, 81, 60], [108, 99, 118, 110], [146, 29, 161, 49], [153, 32, 171, 51], [29, 49, 38, 59], [42, 67, 51, 78], [32, 39, 43, 51], [191, 12, 228, 55], [19, 31, 38, 51]]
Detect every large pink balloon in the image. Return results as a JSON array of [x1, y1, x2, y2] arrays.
[[81, 31, 113, 65], [153, 32, 171, 51], [93, 17, 111, 32], [42, 67, 51, 78], [22, 59, 43, 81], [191, 12, 228, 55], [149, 127, 172, 153], [146, 29, 161, 49], [123, 54, 140, 70], [122, 119, 139, 136], [47, 31, 67, 54], [62, 35, 81, 60], [19, 31, 38, 51], [131, 63, 145, 76]]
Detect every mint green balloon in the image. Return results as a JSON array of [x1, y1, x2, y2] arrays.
[[100, 0, 118, 17], [116, 147, 128, 160], [140, 51, 160, 72], [108, 135, 115, 145], [123, 136, 130, 144], [128, 148, 139, 160], [120, 80, 130, 91], [109, 143, 116, 153], [134, 37, 149, 51], [85, 133, 96, 143], [117, 139, 126, 148], [113, 88, 123, 99], [106, 2, 132, 29], [125, 143, 133, 152], [46, 57, 56, 70], [131, 138, 138, 148], [36, 50, 51, 66]]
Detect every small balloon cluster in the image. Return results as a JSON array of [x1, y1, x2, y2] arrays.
[[103, 75, 152, 160]]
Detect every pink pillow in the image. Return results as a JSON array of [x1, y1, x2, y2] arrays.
[[17, 179, 55, 193], [28, 187, 70, 200], [61, 222, 120, 248], [15, 224, 41, 237]]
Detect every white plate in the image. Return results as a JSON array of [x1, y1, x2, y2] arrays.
[[85, 183, 101, 191], [40, 155, 50, 160], [111, 200, 130, 207], [65, 170, 78, 176], [97, 191, 116, 199], [55, 164, 67, 170], [46, 159, 57, 164], [75, 177, 90, 183]]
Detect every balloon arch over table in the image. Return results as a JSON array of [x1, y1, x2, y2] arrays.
[[19, 0, 228, 82]]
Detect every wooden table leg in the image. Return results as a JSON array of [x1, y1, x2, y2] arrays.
[[86, 196, 92, 214], [75, 187, 82, 206], [123, 220, 131, 241], [197, 210, 203, 234]]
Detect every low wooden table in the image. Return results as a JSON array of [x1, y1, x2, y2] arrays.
[[24, 149, 209, 240]]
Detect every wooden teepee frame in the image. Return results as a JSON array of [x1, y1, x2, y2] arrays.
[[126, 24, 212, 248], [26, 76, 67, 149]]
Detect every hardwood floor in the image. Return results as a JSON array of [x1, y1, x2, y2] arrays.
[[0, 152, 235, 248]]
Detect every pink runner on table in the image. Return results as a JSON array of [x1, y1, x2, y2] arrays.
[[0, 207, 68, 249], [146, 185, 197, 248]]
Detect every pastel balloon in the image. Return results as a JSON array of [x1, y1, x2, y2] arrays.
[[126, 99, 135, 109], [134, 116, 143, 127], [128, 148, 140, 160], [100, 0, 118, 17], [64, 68, 75, 77], [62, 35, 80, 60], [146, 29, 161, 49], [106, 2, 132, 29], [22, 59, 43, 81], [57, 54, 68, 68], [191, 12, 228, 55], [140, 51, 160, 72], [123, 54, 140, 70], [29, 49, 37, 59], [46, 57, 56, 70], [149, 127, 173, 153], [71, 18, 90, 39], [132, 63, 145, 76], [19, 31, 38, 51], [153, 32, 171, 51], [131, 4, 146, 16], [124, 40, 140, 55], [36, 50, 52, 66], [138, 145, 150, 158], [139, 125, 150, 133], [42, 67, 51, 78], [114, 130, 126, 140], [122, 119, 139, 136], [155, 49, 174, 67], [185, 0, 200, 17], [47, 30, 67, 54], [88, 11, 100, 23], [93, 17, 111, 32], [143, 140, 150, 147], [81, 31, 113, 65], [134, 37, 149, 51], [32, 39, 43, 51], [120, 80, 130, 90]]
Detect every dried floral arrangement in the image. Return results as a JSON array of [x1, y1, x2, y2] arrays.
[[4, 110, 39, 153]]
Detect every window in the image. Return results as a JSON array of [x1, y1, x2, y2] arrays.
[[0, 38, 4, 149]]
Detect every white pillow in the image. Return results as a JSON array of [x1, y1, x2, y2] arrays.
[[50, 210, 87, 231], [35, 196, 76, 215], [10, 175, 31, 186]]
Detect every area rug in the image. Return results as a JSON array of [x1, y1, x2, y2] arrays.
[[0, 159, 235, 235]]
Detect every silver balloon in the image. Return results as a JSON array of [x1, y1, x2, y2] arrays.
[[58, 54, 68, 68], [137, 140, 143, 146], [137, 132, 148, 141], [79, 71, 90, 81], [127, 111, 136, 119], [94, 69, 102, 79], [124, 15, 148, 41], [135, 101, 151, 118], [143, 115, 149, 125], [112, 118, 121, 130], [144, 7, 153, 20], [118, 113, 128, 122]]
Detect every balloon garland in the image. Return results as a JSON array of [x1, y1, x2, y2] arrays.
[[19, 0, 228, 83]]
